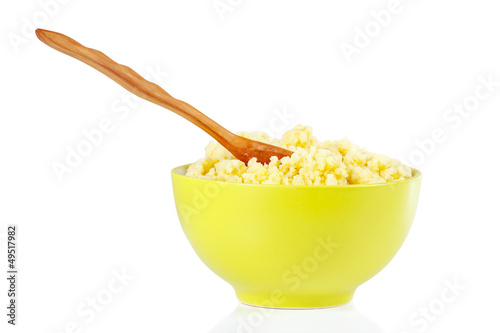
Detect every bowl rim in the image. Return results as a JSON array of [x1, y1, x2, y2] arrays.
[[172, 164, 422, 188]]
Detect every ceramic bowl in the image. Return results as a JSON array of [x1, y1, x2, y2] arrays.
[[172, 165, 421, 308]]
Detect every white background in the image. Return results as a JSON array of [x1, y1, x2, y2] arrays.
[[1, 0, 499, 332]]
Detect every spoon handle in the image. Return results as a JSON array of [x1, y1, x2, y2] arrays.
[[35, 29, 233, 143]]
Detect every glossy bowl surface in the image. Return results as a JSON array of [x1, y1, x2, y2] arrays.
[[172, 165, 421, 308]]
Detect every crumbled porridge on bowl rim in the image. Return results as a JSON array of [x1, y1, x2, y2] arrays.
[[186, 125, 412, 185]]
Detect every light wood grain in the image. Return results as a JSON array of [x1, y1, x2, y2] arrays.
[[35, 29, 293, 164]]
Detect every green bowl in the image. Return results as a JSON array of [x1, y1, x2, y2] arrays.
[[172, 164, 421, 308]]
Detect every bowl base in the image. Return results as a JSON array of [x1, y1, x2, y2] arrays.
[[235, 290, 355, 309]]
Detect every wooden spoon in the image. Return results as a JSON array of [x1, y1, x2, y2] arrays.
[[35, 29, 293, 164]]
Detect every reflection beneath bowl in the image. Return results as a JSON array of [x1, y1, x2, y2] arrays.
[[208, 303, 385, 333]]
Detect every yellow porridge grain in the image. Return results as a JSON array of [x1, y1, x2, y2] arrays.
[[185, 125, 412, 185]]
